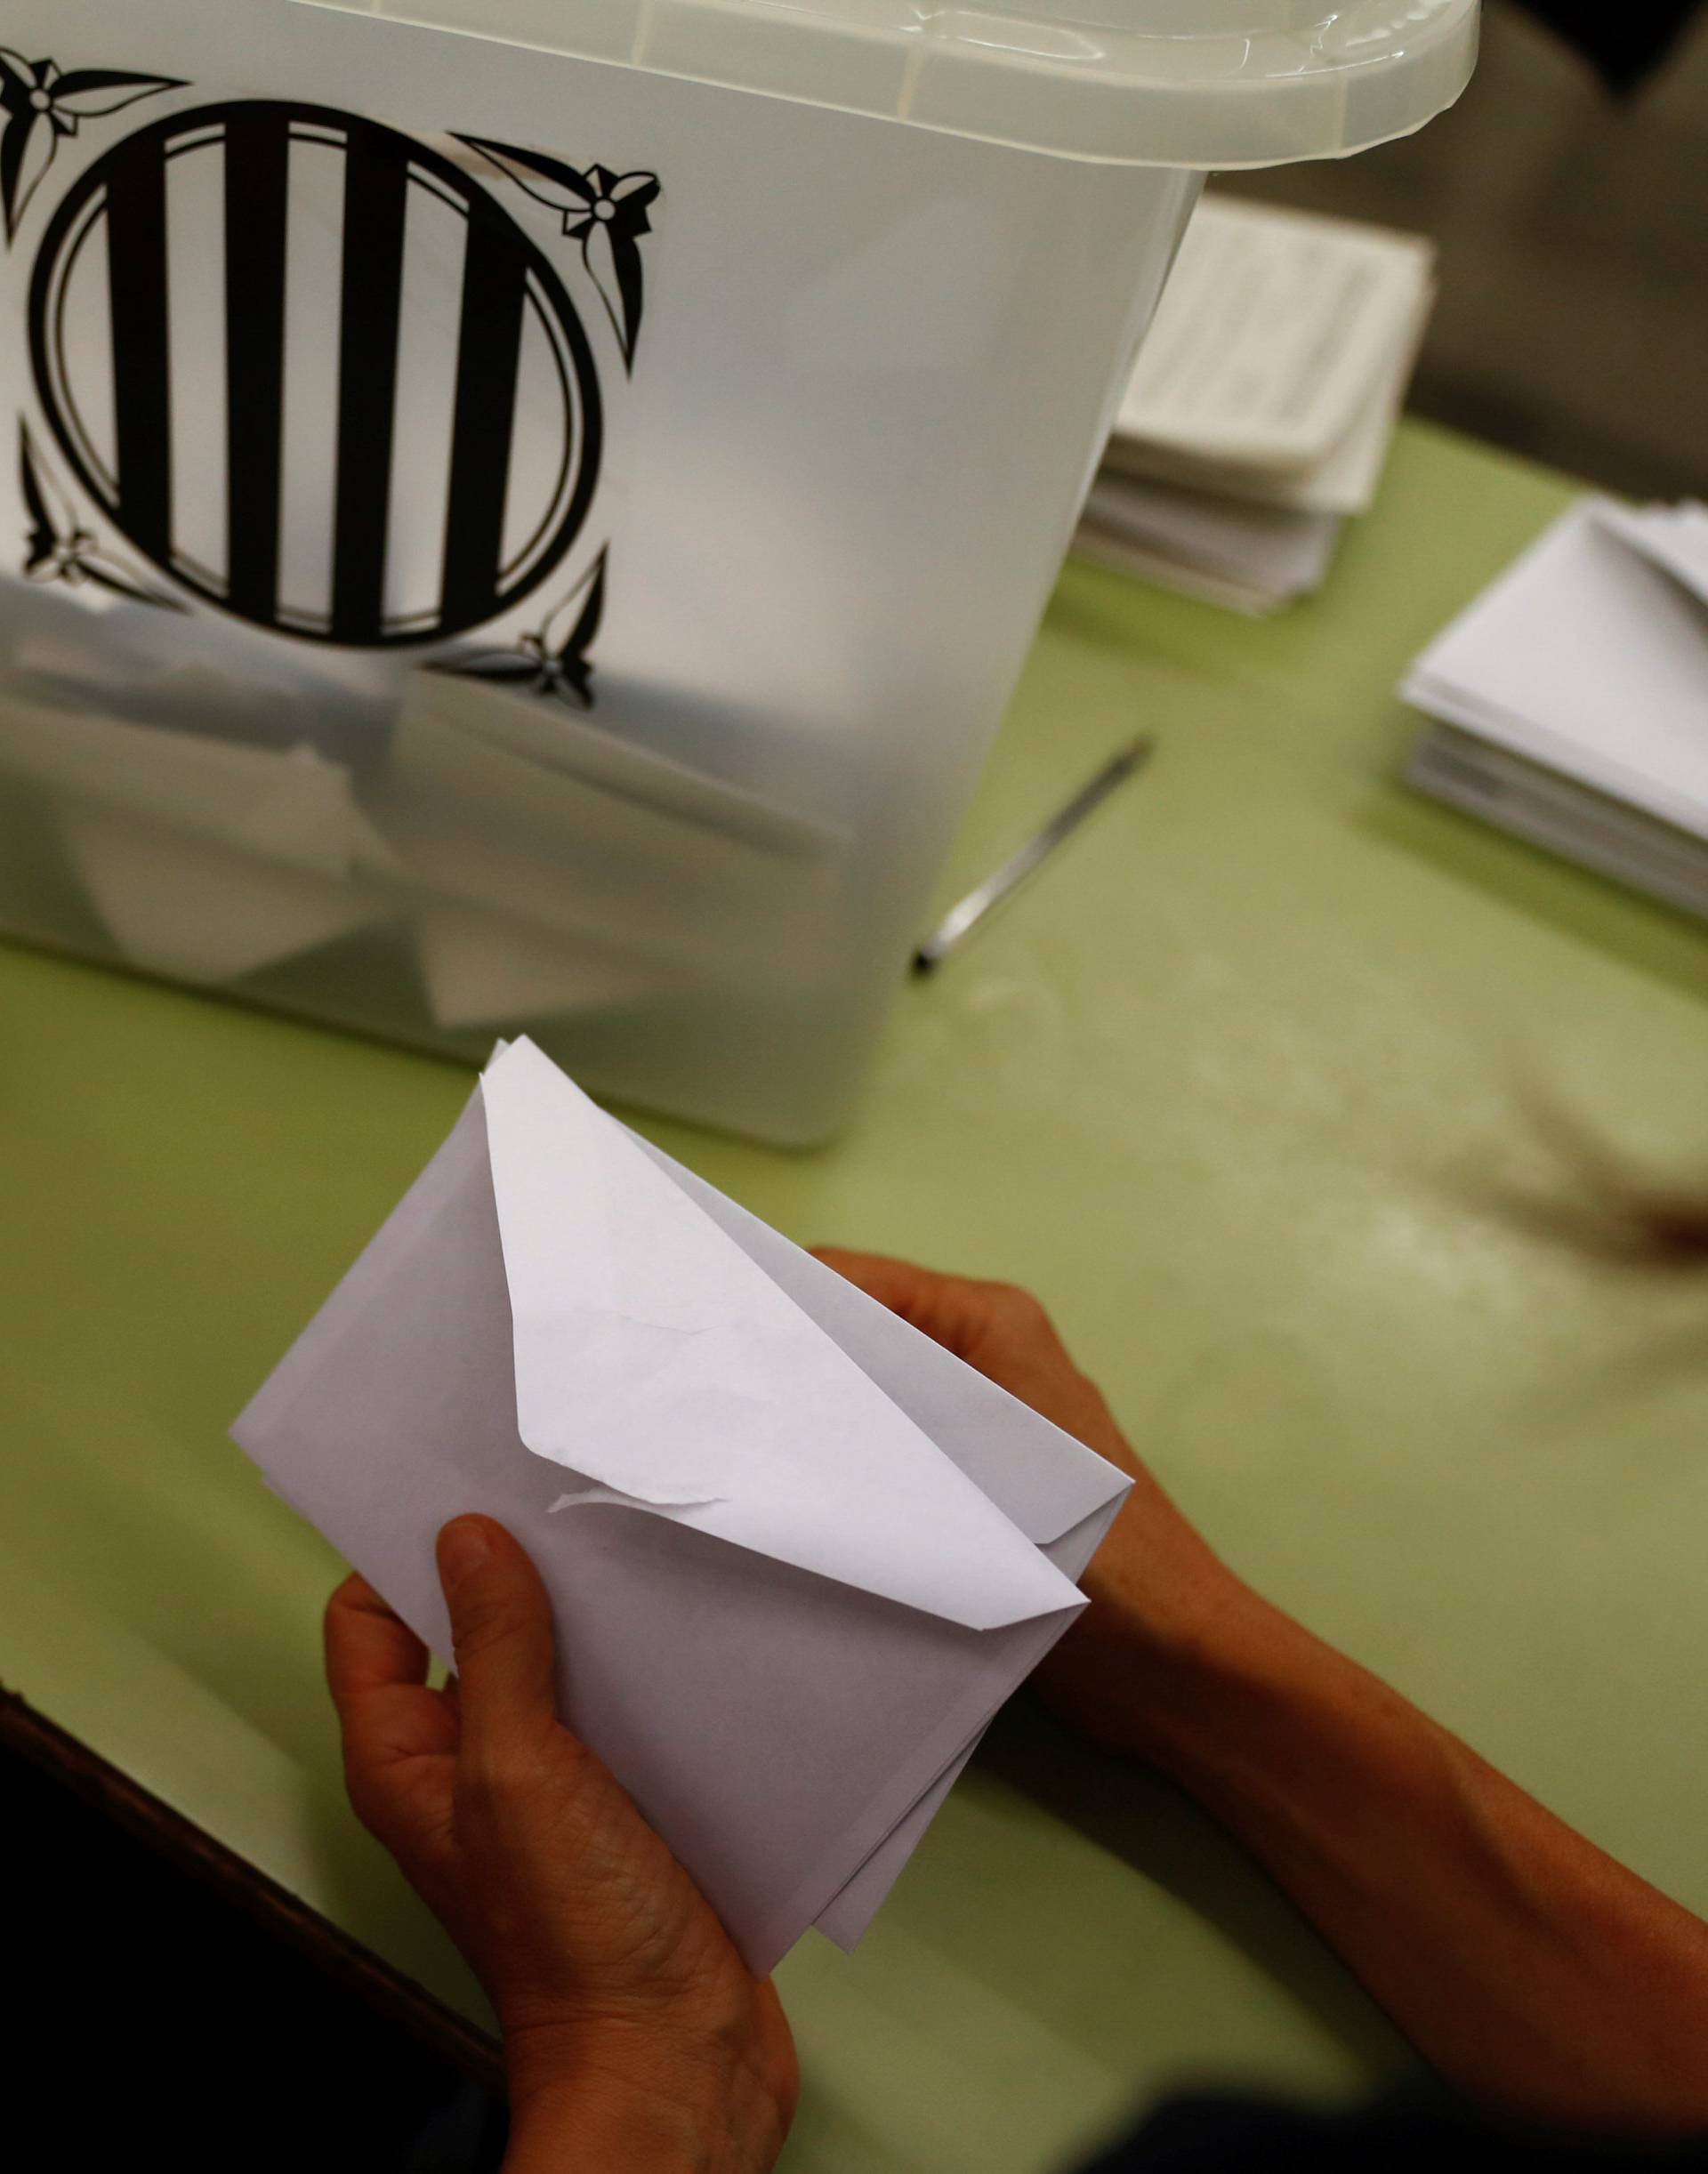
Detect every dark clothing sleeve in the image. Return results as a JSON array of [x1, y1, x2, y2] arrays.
[[1078, 2084, 1708, 2174], [1514, 1, 1701, 91]]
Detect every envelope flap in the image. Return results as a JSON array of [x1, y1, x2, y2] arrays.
[[1593, 501, 1708, 615], [628, 1134, 1132, 1549], [479, 1040, 1085, 1632]]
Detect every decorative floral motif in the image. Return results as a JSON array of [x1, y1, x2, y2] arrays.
[[20, 423, 181, 608], [456, 135, 659, 371], [440, 550, 608, 708], [0, 51, 183, 243]]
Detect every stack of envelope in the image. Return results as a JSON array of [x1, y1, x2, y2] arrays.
[[1404, 499, 1708, 920], [1076, 195, 1437, 614], [234, 1038, 1131, 1969]]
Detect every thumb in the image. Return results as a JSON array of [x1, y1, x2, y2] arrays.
[[437, 1516, 560, 1751]]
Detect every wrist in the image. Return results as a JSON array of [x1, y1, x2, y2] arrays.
[[1112, 1587, 1403, 1820], [504, 2078, 718, 2174], [503, 2019, 790, 2174], [1041, 1512, 1285, 1764]]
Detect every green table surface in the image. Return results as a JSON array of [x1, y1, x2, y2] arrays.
[[7, 419, 1708, 2173]]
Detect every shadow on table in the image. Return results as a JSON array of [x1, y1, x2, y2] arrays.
[[296, 1764, 499, 2043], [978, 1693, 1411, 2081], [0, 1733, 490, 2170]]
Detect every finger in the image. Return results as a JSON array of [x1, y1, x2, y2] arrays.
[[811, 1247, 1006, 1364], [822, 1247, 1061, 1356], [810, 1247, 953, 1321], [437, 1517, 560, 1755], [325, 1574, 458, 1768], [810, 1244, 926, 1290], [326, 1573, 430, 1706], [818, 1250, 1132, 1468]]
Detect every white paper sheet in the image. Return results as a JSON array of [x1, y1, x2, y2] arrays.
[[0, 573, 399, 761], [1597, 502, 1708, 612], [380, 669, 849, 990], [233, 1039, 1130, 1970], [1406, 725, 1708, 923], [1084, 195, 1433, 610], [1070, 522, 1296, 616], [1078, 472, 1342, 612], [482, 1043, 1085, 1629], [411, 901, 675, 1031], [1106, 270, 1432, 520], [58, 806, 393, 984], [0, 694, 400, 980], [616, 1135, 1129, 1949], [1404, 499, 1708, 841], [1115, 197, 1437, 475], [0, 696, 396, 878]]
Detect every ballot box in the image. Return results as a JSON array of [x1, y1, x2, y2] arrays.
[[0, 0, 1478, 1140]]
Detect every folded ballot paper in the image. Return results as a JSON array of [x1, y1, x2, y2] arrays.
[[380, 669, 848, 1030], [1405, 499, 1708, 920], [0, 694, 399, 984], [1076, 196, 1437, 612], [232, 1037, 1132, 1970]]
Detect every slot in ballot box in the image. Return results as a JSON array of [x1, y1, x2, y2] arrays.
[[0, 0, 1478, 1139]]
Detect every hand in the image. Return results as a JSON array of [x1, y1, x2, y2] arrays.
[[325, 1516, 797, 2173], [815, 1257, 1708, 2138], [811, 1250, 1264, 1756]]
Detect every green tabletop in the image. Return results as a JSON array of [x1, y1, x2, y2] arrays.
[[7, 419, 1708, 2173]]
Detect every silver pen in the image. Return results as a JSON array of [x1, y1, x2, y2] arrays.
[[913, 734, 1155, 973]]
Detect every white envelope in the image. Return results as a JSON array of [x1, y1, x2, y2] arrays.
[[1404, 500, 1708, 841], [232, 1037, 1130, 1970], [1114, 197, 1436, 476], [1596, 502, 1708, 612]]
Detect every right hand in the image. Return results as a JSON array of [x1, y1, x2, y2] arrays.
[[812, 1249, 1261, 1755], [326, 1517, 797, 2171]]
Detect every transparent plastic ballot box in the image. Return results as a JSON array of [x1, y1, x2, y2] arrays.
[[0, 0, 1478, 1141]]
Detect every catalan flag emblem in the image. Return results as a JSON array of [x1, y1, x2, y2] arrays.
[[23, 97, 618, 652]]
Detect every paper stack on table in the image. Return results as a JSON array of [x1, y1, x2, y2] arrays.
[[233, 1037, 1131, 1971], [1075, 196, 1438, 613], [1403, 499, 1708, 919]]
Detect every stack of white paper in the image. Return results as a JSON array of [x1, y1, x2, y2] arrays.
[[1403, 499, 1708, 918], [233, 1038, 1132, 1969], [1075, 196, 1437, 613]]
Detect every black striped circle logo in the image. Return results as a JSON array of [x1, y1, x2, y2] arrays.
[[28, 101, 603, 648]]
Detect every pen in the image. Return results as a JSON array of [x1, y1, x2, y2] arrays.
[[912, 734, 1155, 973]]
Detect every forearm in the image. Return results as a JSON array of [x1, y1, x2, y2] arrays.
[[802, 1256, 1708, 2134], [1112, 1585, 1708, 2133]]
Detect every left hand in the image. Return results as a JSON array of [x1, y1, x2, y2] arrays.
[[325, 1515, 797, 2171], [810, 1249, 1255, 1752]]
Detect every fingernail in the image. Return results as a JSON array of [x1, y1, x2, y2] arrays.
[[439, 1517, 494, 1587]]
